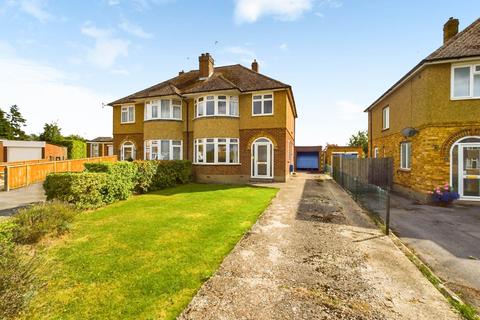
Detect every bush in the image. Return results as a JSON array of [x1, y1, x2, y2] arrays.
[[58, 139, 86, 159], [12, 202, 78, 244], [134, 161, 158, 194], [85, 162, 137, 203], [0, 220, 17, 248], [0, 242, 37, 320], [44, 173, 108, 209]]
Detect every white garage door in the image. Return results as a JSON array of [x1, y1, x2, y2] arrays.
[[7, 147, 43, 162]]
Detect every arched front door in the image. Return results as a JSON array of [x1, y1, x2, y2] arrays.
[[251, 138, 273, 179], [451, 136, 480, 200], [121, 141, 136, 161]]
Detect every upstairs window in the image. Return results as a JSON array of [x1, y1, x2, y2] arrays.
[[145, 99, 182, 121], [195, 95, 239, 118], [374, 147, 379, 158], [144, 140, 182, 160], [121, 105, 135, 124], [252, 93, 273, 116], [400, 142, 412, 170], [382, 106, 390, 130], [452, 64, 480, 99]]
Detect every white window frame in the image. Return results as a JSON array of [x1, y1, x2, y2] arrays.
[[121, 105, 135, 124], [451, 64, 480, 100], [194, 138, 240, 165], [144, 99, 182, 121], [91, 143, 99, 157], [121, 141, 136, 161], [382, 106, 389, 130], [194, 95, 239, 118], [374, 147, 379, 158], [252, 93, 274, 116], [144, 140, 183, 160], [400, 142, 412, 170]]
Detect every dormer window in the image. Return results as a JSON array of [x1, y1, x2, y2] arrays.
[[145, 99, 182, 121], [195, 95, 239, 118], [452, 64, 480, 99]]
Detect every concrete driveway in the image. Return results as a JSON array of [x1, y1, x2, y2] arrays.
[[0, 183, 46, 217], [388, 194, 480, 311]]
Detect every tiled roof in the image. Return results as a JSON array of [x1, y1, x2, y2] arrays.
[[89, 137, 113, 142], [426, 18, 480, 61], [365, 18, 480, 111], [109, 64, 290, 105]]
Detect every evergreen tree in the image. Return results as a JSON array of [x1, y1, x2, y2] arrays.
[[7, 105, 27, 140]]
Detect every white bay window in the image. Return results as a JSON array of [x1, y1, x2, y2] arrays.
[[452, 64, 480, 99], [145, 99, 182, 120], [195, 95, 239, 118], [194, 138, 239, 164], [144, 140, 182, 160]]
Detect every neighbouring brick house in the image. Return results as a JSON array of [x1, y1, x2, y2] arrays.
[[108, 53, 297, 183], [86, 137, 114, 158], [366, 17, 480, 201], [322, 145, 363, 172]]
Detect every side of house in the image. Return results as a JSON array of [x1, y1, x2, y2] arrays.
[[366, 17, 480, 201], [109, 53, 297, 183], [87, 137, 114, 158]]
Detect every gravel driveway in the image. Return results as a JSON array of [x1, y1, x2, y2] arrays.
[[179, 173, 459, 319]]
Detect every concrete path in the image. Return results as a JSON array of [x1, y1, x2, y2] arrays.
[[180, 173, 459, 319], [387, 194, 480, 311], [0, 183, 46, 217]]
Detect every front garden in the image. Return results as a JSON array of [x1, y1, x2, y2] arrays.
[[0, 161, 278, 319]]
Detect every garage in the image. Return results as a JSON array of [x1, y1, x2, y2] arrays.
[[295, 146, 322, 171], [1, 140, 45, 162]]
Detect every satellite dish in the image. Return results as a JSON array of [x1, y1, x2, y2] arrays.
[[401, 127, 418, 137]]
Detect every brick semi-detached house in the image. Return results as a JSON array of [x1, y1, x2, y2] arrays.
[[108, 53, 297, 183], [366, 17, 480, 201]]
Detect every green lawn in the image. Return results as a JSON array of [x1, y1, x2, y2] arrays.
[[24, 183, 278, 320]]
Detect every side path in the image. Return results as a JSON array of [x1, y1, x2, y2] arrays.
[[179, 173, 459, 319]]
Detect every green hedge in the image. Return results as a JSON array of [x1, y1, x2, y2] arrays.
[[58, 139, 86, 159], [44, 160, 192, 208]]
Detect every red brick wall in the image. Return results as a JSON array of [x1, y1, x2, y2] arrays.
[[113, 133, 144, 160], [45, 143, 67, 160]]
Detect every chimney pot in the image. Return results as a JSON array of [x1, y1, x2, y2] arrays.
[[251, 59, 259, 73], [443, 17, 459, 44], [199, 53, 214, 79], [179, 70, 184, 76]]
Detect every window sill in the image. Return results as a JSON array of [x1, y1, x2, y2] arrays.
[[194, 163, 242, 166], [252, 114, 274, 117], [120, 121, 135, 125], [194, 115, 240, 120], [381, 128, 389, 132], [144, 118, 183, 122], [398, 168, 411, 173], [450, 96, 480, 101]]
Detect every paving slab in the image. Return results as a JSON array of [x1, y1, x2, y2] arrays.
[[179, 173, 459, 319]]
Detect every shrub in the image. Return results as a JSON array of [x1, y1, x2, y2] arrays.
[[154, 160, 192, 189], [133, 161, 158, 194], [85, 162, 137, 203], [58, 139, 86, 159], [44, 173, 108, 209], [12, 202, 78, 244], [0, 242, 37, 320], [0, 220, 17, 248]]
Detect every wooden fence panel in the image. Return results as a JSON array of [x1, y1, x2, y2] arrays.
[[4, 156, 117, 190], [332, 157, 393, 189]]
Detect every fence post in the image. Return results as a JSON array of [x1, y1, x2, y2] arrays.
[[25, 164, 29, 187], [385, 192, 391, 235], [354, 177, 358, 202], [4, 166, 8, 192]]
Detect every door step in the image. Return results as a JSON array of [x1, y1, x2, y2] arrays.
[[249, 178, 275, 183]]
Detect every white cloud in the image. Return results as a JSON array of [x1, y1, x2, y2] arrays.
[[11, 0, 53, 23], [279, 43, 288, 51], [119, 19, 153, 39], [81, 22, 130, 69], [234, 0, 313, 24], [0, 54, 113, 138]]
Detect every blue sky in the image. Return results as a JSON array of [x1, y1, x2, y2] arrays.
[[0, 0, 479, 145]]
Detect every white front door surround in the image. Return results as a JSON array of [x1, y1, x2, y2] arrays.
[[450, 136, 480, 201], [252, 138, 273, 179]]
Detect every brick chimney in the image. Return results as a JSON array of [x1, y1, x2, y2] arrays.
[[251, 59, 259, 72], [443, 17, 459, 44], [199, 53, 214, 79]]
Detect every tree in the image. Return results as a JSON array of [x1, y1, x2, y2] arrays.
[[7, 105, 27, 140], [39, 122, 63, 143], [0, 109, 13, 139], [348, 130, 368, 155], [64, 134, 86, 142]]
